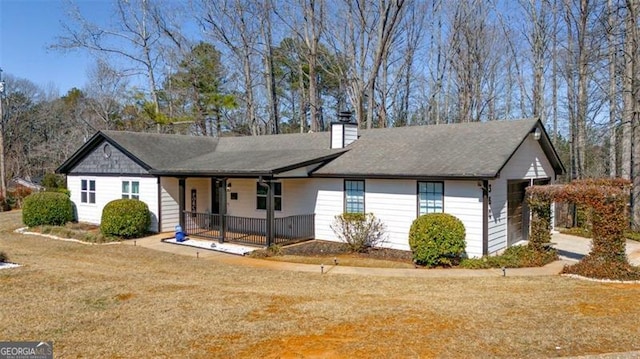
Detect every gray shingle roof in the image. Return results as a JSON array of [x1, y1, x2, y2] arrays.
[[58, 119, 564, 179], [313, 119, 557, 178], [101, 130, 219, 169]]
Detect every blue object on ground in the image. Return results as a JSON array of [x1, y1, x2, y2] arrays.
[[175, 225, 186, 242]]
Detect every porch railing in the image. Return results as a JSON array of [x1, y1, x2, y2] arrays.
[[182, 211, 315, 246]]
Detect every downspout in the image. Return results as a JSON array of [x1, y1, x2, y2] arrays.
[[157, 177, 162, 232], [482, 180, 489, 256], [258, 176, 274, 247]]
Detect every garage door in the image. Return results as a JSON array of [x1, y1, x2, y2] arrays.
[[507, 180, 530, 246]]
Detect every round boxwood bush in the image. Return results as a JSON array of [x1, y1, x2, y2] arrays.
[[22, 192, 75, 227], [100, 199, 150, 239], [409, 213, 466, 267]]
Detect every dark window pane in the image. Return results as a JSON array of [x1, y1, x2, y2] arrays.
[[274, 197, 282, 211], [89, 192, 96, 204], [273, 182, 282, 195], [257, 196, 266, 210], [89, 180, 95, 191], [256, 183, 268, 195], [81, 192, 87, 203], [81, 180, 87, 191]]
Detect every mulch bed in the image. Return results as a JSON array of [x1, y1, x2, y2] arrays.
[[281, 240, 414, 263]]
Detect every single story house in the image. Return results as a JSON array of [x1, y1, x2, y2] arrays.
[[56, 118, 564, 258]]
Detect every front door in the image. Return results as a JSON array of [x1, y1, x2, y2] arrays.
[[507, 180, 530, 246], [211, 179, 220, 215]]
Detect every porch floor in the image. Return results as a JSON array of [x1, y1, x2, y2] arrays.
[[162, 237, 257, 256]]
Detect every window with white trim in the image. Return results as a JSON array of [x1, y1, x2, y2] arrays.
[[81, 179, 96, 204], [256, 182, 282, 211], [418, 182, 443, 215], [122, 181, 140, 199], [345, 180, 365, 213]]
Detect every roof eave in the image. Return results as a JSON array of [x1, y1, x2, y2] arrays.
[[310, 173, 497, 180], [148, 169, 273, 178]]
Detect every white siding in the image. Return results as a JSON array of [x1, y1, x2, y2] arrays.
[[330, 124, 344, 149], [330, 123, 358, 148], [364, 179, 416, 250], [160, 177, 179, 232], [68, 175, 159, 232], [444, 181, 483, 258], [311, 178, 484, 255], [313, 178, 344, 242], [487, 136, 556, 254], [226, 178, 317, 218], [343, 124, 358, 146]]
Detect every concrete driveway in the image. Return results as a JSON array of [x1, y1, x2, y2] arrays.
[[552, 232, 640, 266]]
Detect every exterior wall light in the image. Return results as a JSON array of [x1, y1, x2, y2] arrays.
[[533, 127, 542, 141]]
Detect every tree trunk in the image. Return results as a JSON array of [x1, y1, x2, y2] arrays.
[[608, 0, 618, 177], [626, 0, 640, 227], [575, 0, 589, 178], [621, 0, 635, 180], [262, 0, 279, 134]]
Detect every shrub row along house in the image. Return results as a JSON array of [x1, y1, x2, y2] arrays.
[[56, 117, 564, 258]]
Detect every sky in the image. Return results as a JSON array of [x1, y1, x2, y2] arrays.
[[0, 0, 111, 95]]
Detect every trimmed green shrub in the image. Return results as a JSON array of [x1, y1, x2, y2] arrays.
[[409, 213, 466, 267], [100, 199, 151, 239], [22, 192, 75, 227], [330, 213, 387, 252]]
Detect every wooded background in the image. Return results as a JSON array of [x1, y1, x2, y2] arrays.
[[0, 0, 638, 223]]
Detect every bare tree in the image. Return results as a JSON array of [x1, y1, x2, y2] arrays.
[[200, 0, 262, 136], [55, 0, 166, 131], [84, 60, 128, 130]]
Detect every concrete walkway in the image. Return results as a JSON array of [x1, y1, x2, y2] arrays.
[[126, 233, 575, 278], [553, 232, 640, 266]]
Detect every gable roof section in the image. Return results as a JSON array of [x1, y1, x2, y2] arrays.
[[56, 131, 219, 174], [313, 119, 564, 179]]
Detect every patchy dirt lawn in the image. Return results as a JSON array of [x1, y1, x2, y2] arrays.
[[2, 210, 640, 358]]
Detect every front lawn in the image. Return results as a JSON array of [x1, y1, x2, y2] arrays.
[[2, 210, 640, 358]]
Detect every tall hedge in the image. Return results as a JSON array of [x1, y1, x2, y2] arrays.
[[22, 192, 75, 227], [100, 199, 151, 239], [409, 213, 466, 267]]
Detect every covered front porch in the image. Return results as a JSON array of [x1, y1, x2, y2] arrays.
[[160, 176, 318, 247], [153, 145, 344, 247], [183, 211, 315, 246]]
